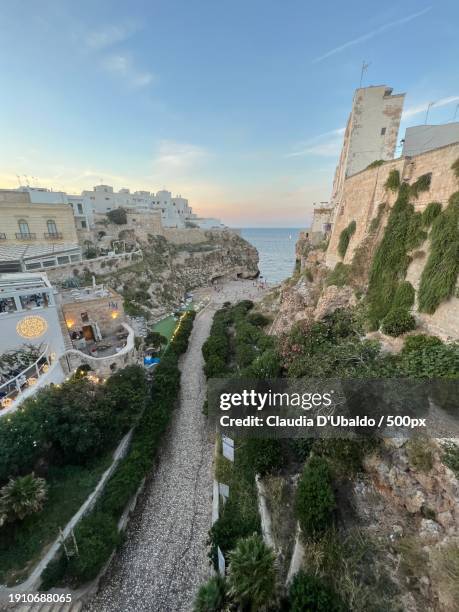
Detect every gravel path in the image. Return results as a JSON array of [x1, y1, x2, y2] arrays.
[[86, 280, 263, 612]]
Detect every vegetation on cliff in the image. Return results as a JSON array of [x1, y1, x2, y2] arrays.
[[337, 219, 356, 258]]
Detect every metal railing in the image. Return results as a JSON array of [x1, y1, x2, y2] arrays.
[[0, 344, 53, 409], [44, 232, 63, 240], [15, 232, 36, 240]]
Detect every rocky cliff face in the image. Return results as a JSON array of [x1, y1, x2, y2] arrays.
[[99, 229, 259, 320]]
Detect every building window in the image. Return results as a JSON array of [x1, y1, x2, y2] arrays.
[[81, 220, 87, 229], [77, 203, 83, 214], [18, 219, 30, 236], [381, 127, 386, 135], [47, 220, 58, 235]]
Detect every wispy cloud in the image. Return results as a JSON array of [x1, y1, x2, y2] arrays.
[[153, 140, 209, 170], [402, 95, 459, 120], [86, 23, 139, 50], [286, 127, 345, 158], [100, 54, 154, 88], [312, 6, 432, 63]]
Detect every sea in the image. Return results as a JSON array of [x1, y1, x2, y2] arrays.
[[240, 228, 302, 284]]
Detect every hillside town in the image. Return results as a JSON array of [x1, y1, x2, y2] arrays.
[[0, 74, 457, 612]]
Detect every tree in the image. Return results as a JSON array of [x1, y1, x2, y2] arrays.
[[227, 534, 277, 611], [107, 208, 128, 225], [145, 331, 168, 350], [288, 571, 344, 612], [295, 456, 335, 538], [0, 473, 47, 525], [194, 576, 226, 612]]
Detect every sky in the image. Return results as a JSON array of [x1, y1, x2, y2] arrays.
[[1, 0, 459, 227]]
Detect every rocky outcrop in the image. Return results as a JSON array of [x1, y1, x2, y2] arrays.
[[314, 285, 357, 321], [98, 230, 259, 320]]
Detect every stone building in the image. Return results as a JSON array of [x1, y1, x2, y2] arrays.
[[330, 85, 405, 209], [0, 191, 82, 272], [402, 123, 459, 157]]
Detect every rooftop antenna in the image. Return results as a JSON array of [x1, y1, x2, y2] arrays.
[[359, 61, 371, 88], [424, 101, 436, 124]]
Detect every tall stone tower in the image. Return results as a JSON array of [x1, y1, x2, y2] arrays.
[[330, 85, 405, 209]]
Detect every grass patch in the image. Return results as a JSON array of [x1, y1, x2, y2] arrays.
[[406, 435, 435, 472], [338, 220, 356, 258], [327, 263, 352, 287], [0, 453, 112, 586], [418, 192, 459, 314], [442, 442, 459, 477], [152, 315, 179, 342], [410, 173, 432, 199], [384, 169, 400, 192]]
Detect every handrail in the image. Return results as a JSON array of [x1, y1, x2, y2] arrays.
[[0, 344, 52, 405]]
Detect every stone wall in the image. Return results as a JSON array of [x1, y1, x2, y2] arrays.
[[45, 251, 143, 284], [62, 290, 124, 337]]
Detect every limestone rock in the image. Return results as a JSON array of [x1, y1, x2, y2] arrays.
[[314, 285, 357, 320]]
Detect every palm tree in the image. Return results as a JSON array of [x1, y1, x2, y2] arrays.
[[193, 575, 226, 612], [227, 533, 277, 611], [0, 473, 47, 525]]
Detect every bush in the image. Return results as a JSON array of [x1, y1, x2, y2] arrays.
[[406, 435, 435, 472], [337, 221, 356, 258], [366, 159, 384, 169], [0, 473, 47, 524], [418, 192, 459, 314], [402, 334, 443, 354], [384, 169, 400, 192], [107, 208, 127, 225], [246, 312, 270, 327], [243, 439, 283, 476], [194, 576, 226, 612], [326, 263, 351, 287], [66, 512, 120, 582], [410, 173, 432, 199], [381, 308, 416, 337], [422, 201, 442, 226], [295, 456, 335, 538], [227, 534, 277, 611], [452, 158, 459, 180], [442, 442, 459, 478], [392, 281, 415, 310], [288, 571, 344, 612]]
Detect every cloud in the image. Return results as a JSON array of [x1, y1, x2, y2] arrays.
[[100, 54, 154, 88], [86, 23, 139, 50], [312, 6, 431, 63], [286, 127, 345, 158], [153, 140, 209, 170], [402, 95, 459, 120]]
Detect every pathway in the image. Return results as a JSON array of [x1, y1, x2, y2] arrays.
[[86, 280, 263, 612]]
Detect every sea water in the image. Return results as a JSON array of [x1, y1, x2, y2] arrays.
[[240, 228, 301, 284]]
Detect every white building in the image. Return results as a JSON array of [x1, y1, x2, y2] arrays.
[[402, 123, 459, 157], [330, 85, 405, 208], [0, 273, 67, 409], [17, 186, 93, 230]]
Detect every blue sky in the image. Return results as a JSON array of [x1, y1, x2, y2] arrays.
[[1, 0, 458, 226]]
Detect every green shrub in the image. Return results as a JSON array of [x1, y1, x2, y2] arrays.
[[0, 473, 47, 524], [422, 202, 442, 226], [418, 192, 459, 314], [410, 173, 432, 199], [381, 308, 416, 337], [246, 312, 270, 327], [288, 571, 344, 612], [384, 169, 400, 192], [406, 435, 434, 472], [368, 202, 387, 233], [366, 159, 384, 169], [442, 442, 459, 477], [66, 512, 119, 582], [399, 342, 459, 378], [326, 263, 351, 287], [227, 534, 277, 611], [392, 281, 415, 310], [295, 456, 335, 538], [107, 208, 127, 225], [243, 439, 282, 476], [402, 334, 443, 354], [194, 575, 226, 612], [338, 221, 356, 258], [40, 554, 68, 591], [312, 439, 372, 476]]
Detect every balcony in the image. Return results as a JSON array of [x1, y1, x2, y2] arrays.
[[44, 232, 63, 240], [0, 233, 6, 240], [15, 233, 36, 240]]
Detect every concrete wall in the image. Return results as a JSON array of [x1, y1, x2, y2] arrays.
[[403, 123, 459, 157]]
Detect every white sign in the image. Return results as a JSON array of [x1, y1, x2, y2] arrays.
[[222, 436, 234, 462]]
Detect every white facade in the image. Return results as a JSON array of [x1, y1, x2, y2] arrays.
[[17, 187, 93, 230], [402, 123, 459, 157], [330, 85, 405, 208]]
